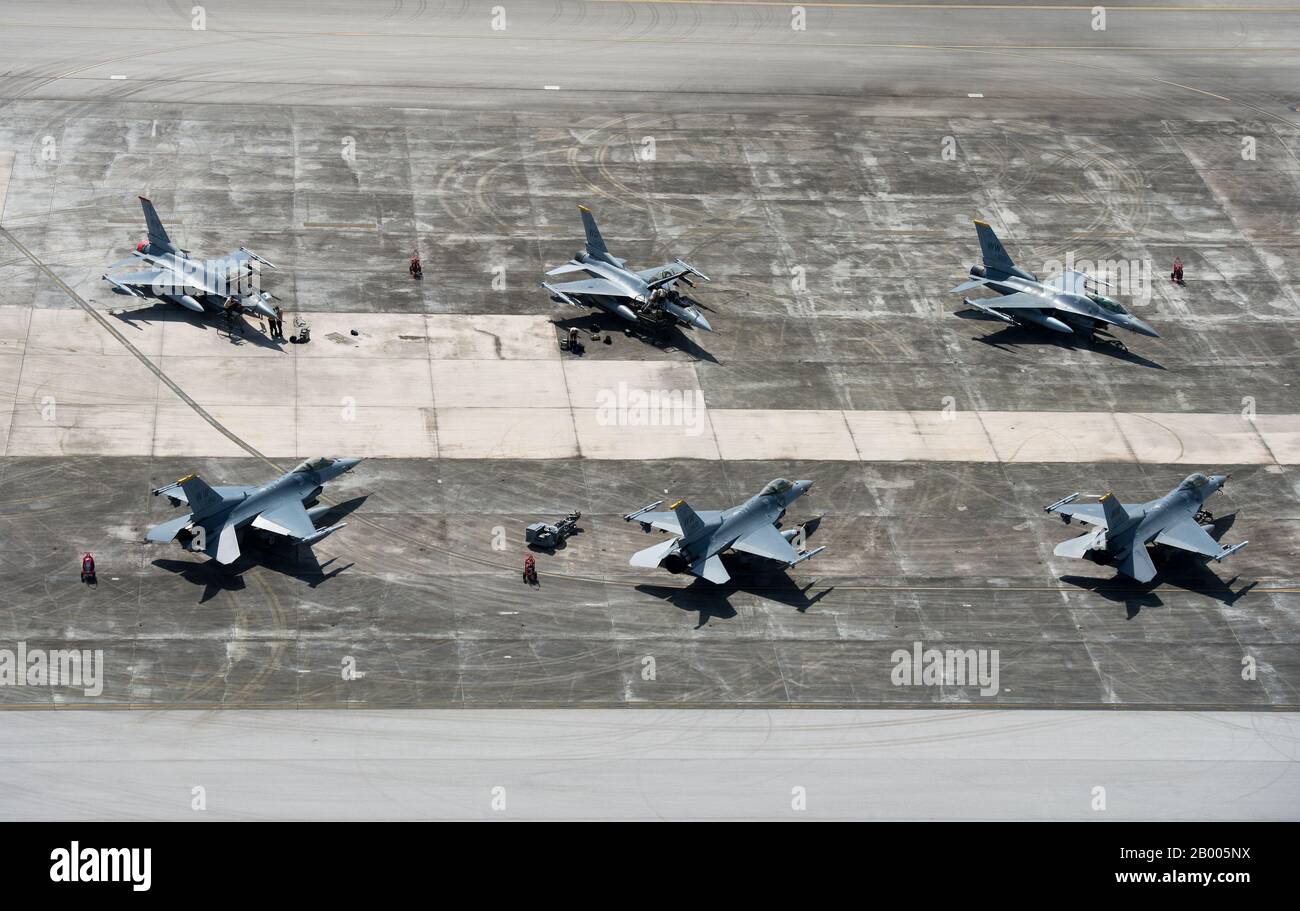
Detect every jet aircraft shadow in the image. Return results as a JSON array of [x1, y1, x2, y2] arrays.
[[110, 302, 284, 351], [551, 312, 719, 364], [957, 311, 1164, 370], [634, 518, 831, 627], [150, 497, 367, 602], [1058, 513, 1255, 616]]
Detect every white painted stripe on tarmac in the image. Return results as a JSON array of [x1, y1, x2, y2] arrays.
[[1, 306, 1296, 463], [4, 399, 1296, 463]]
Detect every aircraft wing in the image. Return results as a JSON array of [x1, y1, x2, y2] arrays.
[[251, 500, 317, 540], [545, 261, 588, 276], [1154, 517, 1224, 557], [730, 523, 801, 564], [546, 277, 628, 298], [1050, 500, 1141, 527], [979, 290, 1054, 310], [632, 509, 722, 536], [1042, 270, 1090, 295], [107, 269, 167, 288], [160, 484, 256, 506]]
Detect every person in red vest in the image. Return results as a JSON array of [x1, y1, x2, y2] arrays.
[[523, 554, 538, 586], [1171, 257, 1185, 286], [80, 552, 96, 584]]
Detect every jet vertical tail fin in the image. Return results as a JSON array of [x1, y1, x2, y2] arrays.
[[669, 498, 708, 543], [177, 474, 227, 520], [578, 205, 608, 255], [974, 219, 1017, 274], [139, 196, 172, 248], [1098, 492, 1132, 533]]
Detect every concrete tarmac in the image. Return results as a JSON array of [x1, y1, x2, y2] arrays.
[[1, 708, 1295, 820], [0, 0, 1297, 718]]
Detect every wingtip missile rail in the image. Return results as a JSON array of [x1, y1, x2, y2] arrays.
[[787, 545, 827, 568], [239, 246, 278, 270], [1045, 493, 1081, 514], [623, 500, 663, 527], [1214, 540, 1248, 563]]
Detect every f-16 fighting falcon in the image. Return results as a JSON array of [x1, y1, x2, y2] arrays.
[[1045, 473, 1247, 583], [102, 196, 279, 321], [146, 457, 362, 565], [623, 478, 825, 584], [542, 205, 714, 333], [951, 220, 1159, 346]]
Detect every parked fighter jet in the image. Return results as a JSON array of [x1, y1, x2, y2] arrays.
[[146, 457, 362, 565], [542, 205, 713, 333], [952, 220, 1158, 345], [102, 196, 278, 321], [623, 478, 824, 584], [1045, 473, 1246, 583]]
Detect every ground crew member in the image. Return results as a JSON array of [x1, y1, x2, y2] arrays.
[[409, 251, 423, 279], [1171, 257, 1184, 286], [523, 554, 537, 586], [223, 296, 244, 335], [81, 552, 96, 584], [272, 303, 285, 339]]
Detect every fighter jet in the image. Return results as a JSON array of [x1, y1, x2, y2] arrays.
[[1045, 473, 1247, 583], [542, 205, 714, 333], [146, 457, 362, 565], [952, 220, 1159, 345], [102, 196, 278, 321], [623, 478, 825, 584]]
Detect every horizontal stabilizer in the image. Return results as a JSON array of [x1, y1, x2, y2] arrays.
[[1117, 545, 1157, 583], [214, 522, 241, 565], [630, 538, 676, 569], [693, 554, 730, 585], [950, 277, 992, 294], [145, 514, 192, 543], [1054, 528, 1105, 559]]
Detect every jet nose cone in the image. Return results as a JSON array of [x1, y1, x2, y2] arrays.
[[1131, 318, 1160, 338], [795, 480, 813, 495], [693, 312, 713, 332], [336, 457, 362, 472], [1211, 473, 1229, 488]]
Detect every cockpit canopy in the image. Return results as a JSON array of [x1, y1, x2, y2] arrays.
[[760, 478, 794, 497], [1178, 472, 1210, 490], [292, 457, 336, 473], [1087, 293, 1128, 315]]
